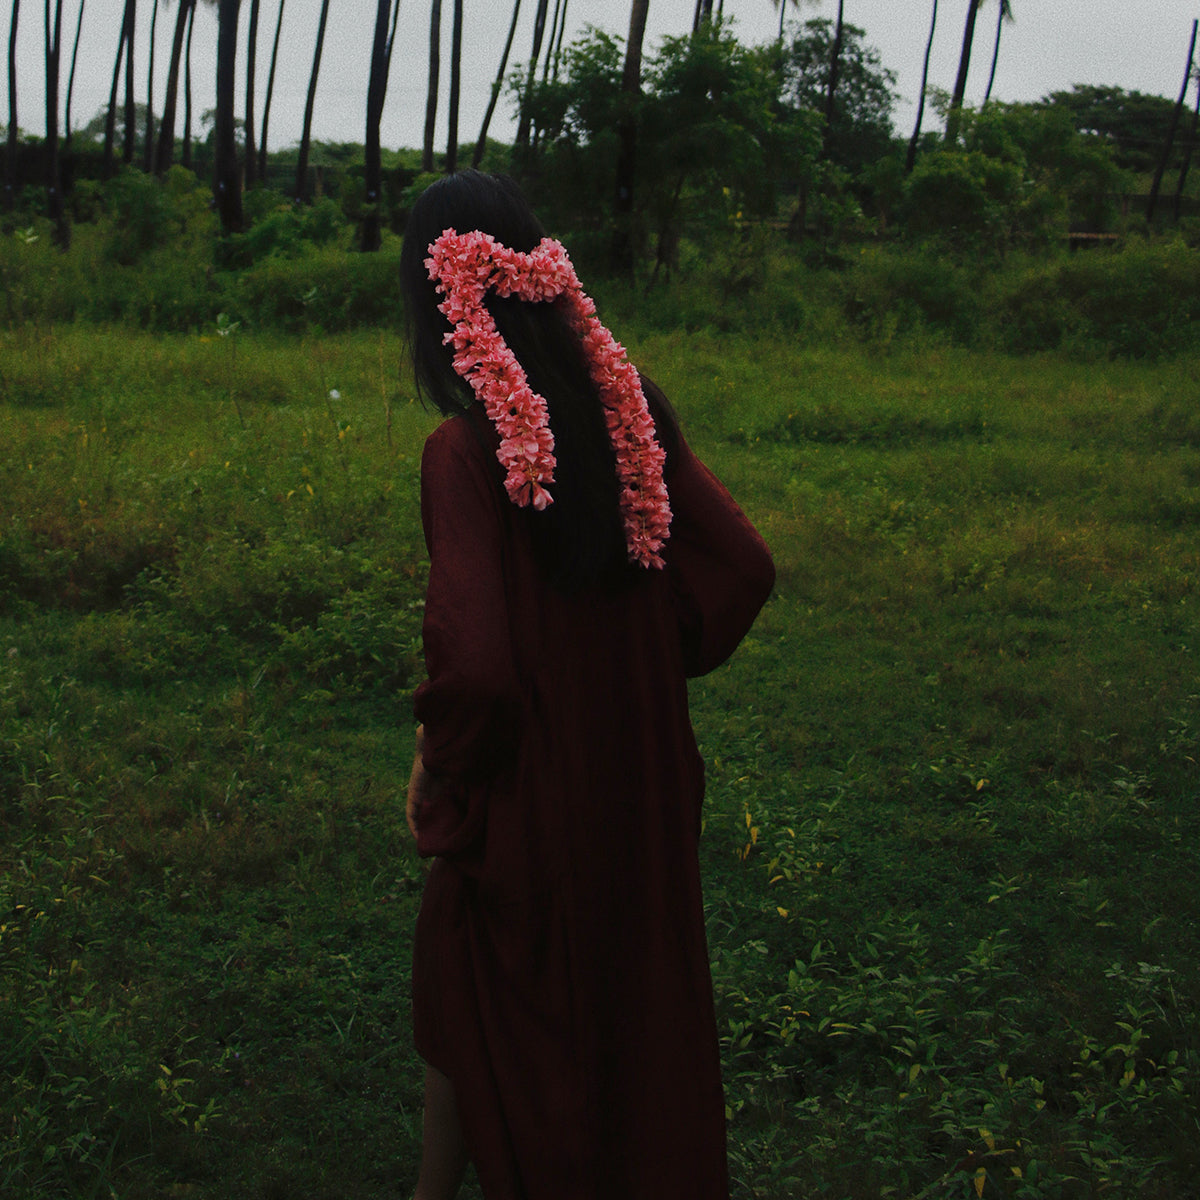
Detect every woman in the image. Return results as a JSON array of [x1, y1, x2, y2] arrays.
[[401, 171, 774, 1200]]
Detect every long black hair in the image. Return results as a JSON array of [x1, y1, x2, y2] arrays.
[[400, 171, 675, 591]]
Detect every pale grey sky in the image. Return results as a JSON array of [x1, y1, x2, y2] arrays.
[[5, 1, 1199, 153]]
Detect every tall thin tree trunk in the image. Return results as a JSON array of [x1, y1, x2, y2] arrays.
[[1148, 18, 1198, 223], [384, 0, 402, 73], [143, 0, 159, 171], [982, 0, 1009, 109], [542, 0, 561, 81], [102, 6, 125, 177], [907, 0, 937, 173], [422, 0, 441, 172], [121, 0, 135, 163], [1175, 62, 1200, 220], [182, 0, 195, 169], [243, 0, 259, 186], [258, 0, 285, 179], [5, 0, 19, 210], [445, 0, 462, 172], [362, 0, 391, 250], [611, 0, 649, 276], [294, 0, 330, 201], [515, 0, 550, 150], [473, 0, 521, 167], [550, 0, 567, 78], [945, 0, 980, 145], [821, 0, 844, 160], [214, 0, 244, 231], [155, 0, 193, 174], [44, 0, 68, 245], [63, 0, 83, 148]]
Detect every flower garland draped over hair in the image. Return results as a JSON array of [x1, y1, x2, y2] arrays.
[[425, 228, 672, 569]]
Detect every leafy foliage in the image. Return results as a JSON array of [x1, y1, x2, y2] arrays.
[[780, 17, 899, 175], [1045, 84, 1184, 174]]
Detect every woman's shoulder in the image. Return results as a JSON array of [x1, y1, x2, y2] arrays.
[[424, 409, 497, 469]]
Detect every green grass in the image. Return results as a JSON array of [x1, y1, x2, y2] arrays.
[[2, 321, 1198, 1198]]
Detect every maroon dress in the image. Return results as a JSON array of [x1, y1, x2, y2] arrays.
[[411, 402, 774, 1200]]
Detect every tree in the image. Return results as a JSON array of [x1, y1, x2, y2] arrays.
[[143, 0, 160, 171], [243, 0, 260, 186], [821, 0, 844, 160], [422, 0, 441, 171], [64, 0, 84, 147], [515, 0, 551, 150], [214, 0, 243, 231], [1044, 84, 1181, 174], [982, 0, 1013, 109], [5, 0, 19, 210], [182, 0, 197, 169], [771, 0, 802, 43], [781, 18, 896, 175], [294, 0, 331, 201], [122, 0, 136, 162], [155, 0, 197, 174], [474, 0, 522, 166], [361, 0, 392, 250], [44, 0, 68, 245], [1148, 19, 1198, 222], [945, 0, 983, 145], [906, 0, 937, 172], [446, 0, 463, 171], [542, 0, 567, 82], [257, 0, 284, 178], [101, 2, 128, 176], [611, 0, 649, 274]]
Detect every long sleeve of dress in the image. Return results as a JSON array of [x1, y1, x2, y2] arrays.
[[412, 421, 522, 856], [665, 434, 775, 677]]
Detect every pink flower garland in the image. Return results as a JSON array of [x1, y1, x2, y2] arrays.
[[425, 228, 672, 569]]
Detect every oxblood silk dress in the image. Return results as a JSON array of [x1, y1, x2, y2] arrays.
[[411, 401, 774, 1200]]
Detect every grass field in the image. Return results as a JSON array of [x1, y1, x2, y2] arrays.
[[2, 318, 1198, 1198]]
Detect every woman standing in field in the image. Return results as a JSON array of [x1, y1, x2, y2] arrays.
[[401, 170, 774, 1200]]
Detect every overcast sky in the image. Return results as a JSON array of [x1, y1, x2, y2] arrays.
[[4, 1, 1199, 153]]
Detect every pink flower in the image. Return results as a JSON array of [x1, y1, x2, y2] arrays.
[[427, 229, 671, 568]]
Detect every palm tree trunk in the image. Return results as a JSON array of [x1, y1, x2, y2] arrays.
[[63, 0, 84, 148], [1148, 18, 1198, 223], [906, 0, 937, 173], [5, 0, 19, 210], [821, 0, 844, 160], [44, 0, 69, 246], [214, 0, 244, 232], [982, 0, 1010, 110], [102, 5, 125, 177], [1175, 61, 1200, 221], [473, 0, 521, 167], [446, 0, 463, 172], [242, 0, 259, 186], [143, 0, 159, 172], [258, 0, 285, 179], [611, 0, 649, 276], [945, 0, 981, 145], [550, 0, 568, 78], [362, 0, 392, 250], [515, 0, 550, 150], [122, 0, 136, 163], [182, 0, 196, 169], [155, 0, 193, 174], [294, 0, 331, 201], [542, 0, 562, 81], [422, 0, 441, 172]]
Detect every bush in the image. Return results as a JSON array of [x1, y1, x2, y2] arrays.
[[996, 237, 1200, 357]]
